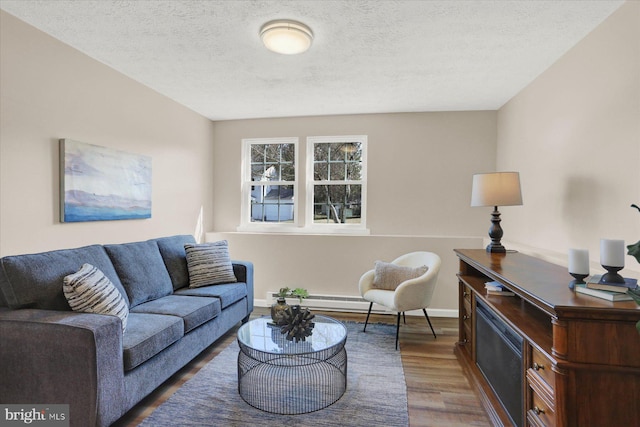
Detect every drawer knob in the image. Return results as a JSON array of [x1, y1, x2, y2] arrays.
[[463, 291, 468, 297], [533, 406, 545, 415], [463, 314, 469, 320], [533, 362, 545, 371]]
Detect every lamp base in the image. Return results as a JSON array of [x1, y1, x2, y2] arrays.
[[486, 206, 506, 253], [568, 273, 588, 290], [486, 243, 506, 253], [601, 265, 625, 284]]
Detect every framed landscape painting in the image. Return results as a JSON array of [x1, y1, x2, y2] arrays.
[[60, 139, 152, 222]]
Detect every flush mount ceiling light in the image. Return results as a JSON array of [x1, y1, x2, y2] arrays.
[[260, 19, 313, 55]]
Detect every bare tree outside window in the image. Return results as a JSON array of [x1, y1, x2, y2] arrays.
[[311, 140, 365, 224]]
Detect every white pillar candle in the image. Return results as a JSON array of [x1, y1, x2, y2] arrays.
[[600, 239, 625, 267], [568, 249, 589, 274]]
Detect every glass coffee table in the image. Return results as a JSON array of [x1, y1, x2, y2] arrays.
[[237, 315, 347, 414]]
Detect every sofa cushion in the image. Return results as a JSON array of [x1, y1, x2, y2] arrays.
[[130, 295, 220, 333], [0, 245, 129, 310], [154, 235, 197, 291], [63, 263, 129, 332], [122, 312, 184, 371], [372, 261, 428, 291], [105, 241, 173, 308], [184, 241, 237, 288], [175, 283, 247, 309]]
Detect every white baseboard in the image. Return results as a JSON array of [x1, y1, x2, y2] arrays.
[[254, 297, 458, 318]]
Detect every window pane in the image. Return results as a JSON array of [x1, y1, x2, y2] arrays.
[[313, 184, 362, 224], [346, 161, 363, 180], [250, 145, 265, 163], [313, 142, 363, 181], [264, 145, 280, 163], [251, 184, 295, 223], [251, 143, 295, 182], [281, 163, 295, 181], [280, 144, 295, 162], [330, 164, 346, 180], [329, 143, 346, 161], [314, 143, 329, 161], [314, 162, 328, 181], [244, 138, 298, 228]]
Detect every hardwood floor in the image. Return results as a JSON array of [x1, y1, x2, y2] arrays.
[[113, 308, 491, 427]]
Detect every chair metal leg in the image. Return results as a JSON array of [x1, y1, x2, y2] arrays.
[[363, 302, 373, 332], [423, 308, 437, 339], [395, 312, 402, 350], [402, 312, 406, 324]]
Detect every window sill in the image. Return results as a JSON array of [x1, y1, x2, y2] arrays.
[[236, 225, 370, 236]]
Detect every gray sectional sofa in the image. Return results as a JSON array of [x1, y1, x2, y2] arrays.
[[0, 235, 254, 427]]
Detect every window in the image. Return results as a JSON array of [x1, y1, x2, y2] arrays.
[[240, 135, 367, 234], [240, 138, 299, 228], [307, 135, 367, 231]]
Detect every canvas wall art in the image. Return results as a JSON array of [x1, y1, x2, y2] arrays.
[[60, 139, 152, 222]]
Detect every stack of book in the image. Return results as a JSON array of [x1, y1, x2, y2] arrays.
[[485, 280, 515, 296], [575, 274, 638, 301]]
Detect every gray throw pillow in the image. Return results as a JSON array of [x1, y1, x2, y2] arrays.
[[63, 263, 129, 332], [372, 261, 428, 291], [185, 241, 237, 288]]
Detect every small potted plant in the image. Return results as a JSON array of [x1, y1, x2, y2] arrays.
[[270, 287, 309, 323], [289, 287, 309, 304]]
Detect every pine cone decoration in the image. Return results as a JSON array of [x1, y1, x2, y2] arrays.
[[278, 305, 315, 342]]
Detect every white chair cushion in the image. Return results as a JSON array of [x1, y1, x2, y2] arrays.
[[372, 261, 428, 290]]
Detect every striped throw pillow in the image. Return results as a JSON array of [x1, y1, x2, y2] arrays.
[[63, 263, 129, 332], [185, 241, 237, 288]]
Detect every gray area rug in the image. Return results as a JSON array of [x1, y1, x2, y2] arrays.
[[139, 321, 408, 426]]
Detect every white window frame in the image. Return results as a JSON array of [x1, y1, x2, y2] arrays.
[[306, 135, 368, 234], [239, 137, 300, 231]]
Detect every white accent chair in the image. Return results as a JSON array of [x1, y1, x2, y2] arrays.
[[358, 252, 441, 350]]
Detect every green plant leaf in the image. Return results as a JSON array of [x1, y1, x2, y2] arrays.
[[628, 240, 640, 264], [277, 287, 290, 298], [628, 288, 640, 305], [290, 288, 309, 300]]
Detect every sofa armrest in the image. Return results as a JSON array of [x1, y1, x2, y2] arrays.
[[232, 260, 254, 313], [0, 309, 126, 427]]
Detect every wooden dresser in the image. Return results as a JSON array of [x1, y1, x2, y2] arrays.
[[454, 249, 640, 427]]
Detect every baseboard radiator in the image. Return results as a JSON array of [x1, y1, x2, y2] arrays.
[[262, 292, 458, 317], [266, 292, 394, 314]]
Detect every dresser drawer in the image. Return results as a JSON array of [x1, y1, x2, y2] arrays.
[[462, 298, 472, 323], [527, 390, 556, 427], [462, 286, 472, 303], [530, 347, 555, 389]]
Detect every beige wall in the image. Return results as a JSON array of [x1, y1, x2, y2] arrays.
[[209, 232, 482, 316], [212, 112, 496, 236], [0, 11, 216, 256], [10, 3, 634, 314], [211, 112, 496, 312], [497, 1, 640, 275]]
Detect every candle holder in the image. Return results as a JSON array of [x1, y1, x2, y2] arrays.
[[601, 265, 625, 284], [568, 272, 588, 290]]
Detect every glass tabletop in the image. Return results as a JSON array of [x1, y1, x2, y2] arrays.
[[237, 315, 347, 355]]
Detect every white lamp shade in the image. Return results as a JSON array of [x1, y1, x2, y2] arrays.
[[471, 172, 523, 207], [600, 239, 625, 267], [260, 20, 313, 55], [568, 249, 590, 274]]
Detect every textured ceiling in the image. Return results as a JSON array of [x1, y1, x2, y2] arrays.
[[0, 0, 625, 120]]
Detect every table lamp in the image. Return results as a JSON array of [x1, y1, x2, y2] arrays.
[[471, 172, 523, 253]]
